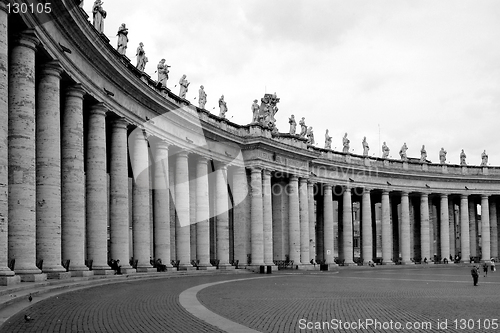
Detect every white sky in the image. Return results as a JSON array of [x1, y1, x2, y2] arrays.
[[83, 0, 500, 166]]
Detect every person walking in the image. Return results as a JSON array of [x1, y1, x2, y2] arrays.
[[483, 262, 489, 277], [471, 265, 479, 286]]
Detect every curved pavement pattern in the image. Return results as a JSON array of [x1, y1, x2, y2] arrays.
[[1, 266, 499, 332]]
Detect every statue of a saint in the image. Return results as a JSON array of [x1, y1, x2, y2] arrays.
[[299, 117, 307, 137], [198, 85, 207, 109], [179, 75, 190, 99], [439, 148, 447, 164], [342, 133, 350, 154], [420, 145, 427, 163], [325, 129, 332, 149], [92, 0, 106, 33], [136, 42, 147, 72], [289, 115, 297, 135], [219, 95, 227, 118], [460, 149, 467, 166], [251, 100, 260, 123], [306, 127, 314, 145], [382, 142, 389, 158], [116, 23, 128, 55], [362, 137, 369, 156], [481, 150, 488, 166], [399, 143, 408, 161], [157, 59, 170, 88]]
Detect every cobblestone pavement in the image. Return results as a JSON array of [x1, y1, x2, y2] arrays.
[[1, 266, 499, 332]]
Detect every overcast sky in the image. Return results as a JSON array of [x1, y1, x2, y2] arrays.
[[83, 0, 500, 166]]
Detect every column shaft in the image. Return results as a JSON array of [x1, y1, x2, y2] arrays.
[[175, 151, 191, 268], [36, 61, 65, 273], [460, 195, 470, 262], [381, 191, 393, 263], [196, 157, 210, 267], [250, 168, 264, 265], [299, 178, 310, 264], [481, 195, 490, 262], [323, 185, 334, 264], [400, 192, 411, 263], [263, 170, 274, 265], [420, 193, 430, 261], [61, 85, 88, 273], [288, 176, 300, 264], [85, 104, 109, 272], [469, 200, 477, 258], [232, 167, 249, 265], [342, 187, 354, 264], [490, 201, 498, 260], [215, 164, 230, 266], [308, 182, 316, 261], [8, 32, 40, 274], [440, 194, 450, 262], [361, 189, 373, 263]]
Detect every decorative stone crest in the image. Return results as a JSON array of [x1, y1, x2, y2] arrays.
[[255, 93, 280, 133]]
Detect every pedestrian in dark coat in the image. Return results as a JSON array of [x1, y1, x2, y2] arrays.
[[471, 265, 479, 286]]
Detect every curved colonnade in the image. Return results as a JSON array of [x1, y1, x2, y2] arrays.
[[1, 1, 499, 285]]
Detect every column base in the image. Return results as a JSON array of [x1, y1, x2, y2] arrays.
[[19, 273, 47, 282], [0, 275, 21, 286], [320, 263, 339, 271], [70, 270, 94, 277], [178, 265, 197, 271], [121, 268, 137, 274], [245, 264, 266, 273], [92, 269, 115, 276], [217, 264, 235, 270], [399, 261, 415, 265], [136, 267, 157, 273], [342, 261, 357, 267], [47, 272, 72, 280], [382, 261, 395, 265], [197, 265, 217, 270]]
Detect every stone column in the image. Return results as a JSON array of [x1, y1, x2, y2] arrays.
[[151, 140, 172, 268], [460, 194, 470, 263], [299, 178, 310, 265], [381, 190, 393, 264], [342, 187, 354, 265], [130, 130, 154, 272], [361, 188, 373, 263], [308, 182, 316, 261], [440, 194, 450, 262], [232, 166, 249, 265], [36, 61, 66, 276], [8, 31, 43, 279], [61, 85, 89, 276], [469, 200, 477, 258], [288, 175, 300, 264], [196, 156, 213, 269], [85, 103, 111, 274], [400, 191, 412, 264], [263, 170, 274, 265], [175, 151, 193, 269], [481, 195, 490, 262], [250, 168, 264, 265], [490, 200, 498, 260], [323, 185, 334, 265], [419, 193, 430, 262], [215, 163, 231, 268], [448, 200, 456, 258], [0, 0, 15, 284], [109, 119, 132, 271]]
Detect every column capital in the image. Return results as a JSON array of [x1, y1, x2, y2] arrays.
[[481, 194, 489, 200], [112, 117, 129, 130], [196, 154, 210, 164], [440, 193, 449, 199], [323, 183, 332, 190], [65, 84, 86, 99], [13, 30, 39, 50], [363, 187, 373, 193], [400, 190, 409, 197], [381, 189, 390, 196], [299, 177, 308, 184], [40, 60, 63, 78], [214, 161, 228, 171], [89, 102, 107, 116], [420, 192, 429, 198], [176, 150, 191, 158], [460, 193, 469, 200], [289, 174, 299, 182], [250, 167, 262, 174], [307, 180, 315, 187]]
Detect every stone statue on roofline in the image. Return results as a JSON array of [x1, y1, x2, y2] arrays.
[[420, 145, 427, 163], [251, 99, 260, 123], [342, 133, 350, 154], [362, 137, 369, 156], [92, 0, 106, 33], [219, 95, 227, 118], [460, 149, 467, 166], [157, 59, 170, 88], [136, 42, 147, 72], [299, 117, 307, 137], [399, 143, 408, 161], [382, 142, 389, 158], [198, 85, 207, 109], [325, 129, 332, 149], [179, 75, 190, 99], [257, 93, 280, 133], [289, 115, 297, 135], [481, 150, 488, 166], [306, 127, 314, 145], [116, 23, 128, 55], [439, 147, 447, 164]]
